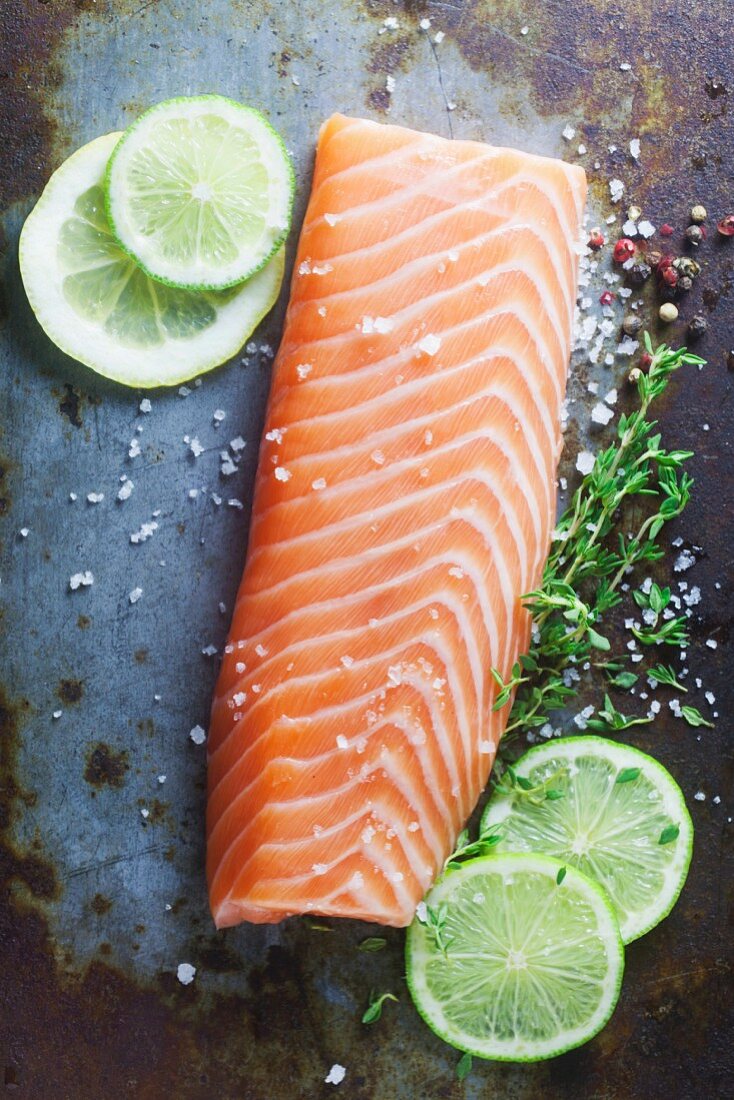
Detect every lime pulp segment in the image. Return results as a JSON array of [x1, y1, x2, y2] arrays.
[[105, 96, 294, 289], [19, 132, 285, 388], [406, 853, 624, 1062], [481, 737, 693, 943]]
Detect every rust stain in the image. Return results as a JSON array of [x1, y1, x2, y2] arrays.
[[57, 678, 84, 705], [57, 382, 84, 428], [0, 453, 14, 518], [90, 892, 112, 916], [0, 0, 79, 209], [83, 743, 129, 790], [0, 687, 59, 909]]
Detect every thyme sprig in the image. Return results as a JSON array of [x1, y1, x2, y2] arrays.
[[492, 340, 702, 738]]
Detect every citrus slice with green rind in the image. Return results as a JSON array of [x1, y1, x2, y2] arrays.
[[19, 132, 284, 388], [481, 736, 693, 943], [105, 95, 294, 289], [406, 853, 624, 1062]]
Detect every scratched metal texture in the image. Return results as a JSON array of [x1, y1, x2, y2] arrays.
[[1, 1, 732, 1098]]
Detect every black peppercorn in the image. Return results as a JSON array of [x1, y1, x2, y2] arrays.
[[687, 314, 708, 340], [628, 261, 651, 286]]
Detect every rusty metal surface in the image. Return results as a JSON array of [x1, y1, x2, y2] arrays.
[[1, 1, 732, 1097]]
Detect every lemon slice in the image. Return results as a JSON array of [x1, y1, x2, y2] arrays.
[[19, 132, 284, 388], [105, 96, 294, 289]]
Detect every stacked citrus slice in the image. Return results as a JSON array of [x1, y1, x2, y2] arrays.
[[406, 737, 693, 1062], [20, 96, 293, 387]]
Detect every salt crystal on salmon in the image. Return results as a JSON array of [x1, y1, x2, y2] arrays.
[[207, 114, 586, 928]]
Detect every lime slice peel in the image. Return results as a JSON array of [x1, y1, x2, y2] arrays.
[[481, 736, 693, 943], [407, 852, 624, 1062], [19, 131, 285, 388], [105, 95, 294, 290]]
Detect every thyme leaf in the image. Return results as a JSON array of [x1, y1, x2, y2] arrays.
[[489, 341, 702, 740], [361, 991, 398, 1025]]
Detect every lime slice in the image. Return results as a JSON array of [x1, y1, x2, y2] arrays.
[[406, 853, 623, 1062], [105, 96, 294, 290], [481, 737, 693, 943], [19, 132, 284, 388]]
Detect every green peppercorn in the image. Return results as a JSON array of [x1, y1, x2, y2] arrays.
[[622, 313, 643, 337], [659, 302, 678, 323], [685, 224, 703, 246], [672, 256, 700, 279], [687, 314, 708, 340], [690, 204, 707, 223]]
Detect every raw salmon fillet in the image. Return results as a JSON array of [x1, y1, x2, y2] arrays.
[[207, 114, 586, 929]]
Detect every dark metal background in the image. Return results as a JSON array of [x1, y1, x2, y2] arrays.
[[1, 2, 732, 1097]]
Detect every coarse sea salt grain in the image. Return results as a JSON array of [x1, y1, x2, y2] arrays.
[[629, 138, 641, 160], [325, 1065, 346, 1086], [129, 587, 143, 604], [576, 451, 595, 476], [117, 479, 134, 501], [562, 124, 576, 141], [139, 398, 152, 413], [417, 333, 441, 356], [69, 571, 94, 590], [128, 438, 141, 459], [591, 402, 614, 426], [189, 724, 207, 745], [274, 467, 292, 482], [312, 477, 327, 491], [434, 30, 445, 43], [420, 17, 431, 30], [694, 791, 706, 801], [609, 178, 625, 203], [176, 963, 196, 985], [130, 520, 158, 545]]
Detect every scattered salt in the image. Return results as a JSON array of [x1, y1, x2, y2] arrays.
[[129, 587, 143, 604], [130, 521, 158, 545], [609, 178, 625, 204], [325, 1065, 346, 1086], [69, 571, 94, 590], [576, 451, 595, 476], [189, 724, 207, 745], [416, 334, 441, 356], [591, 402, 614, 426], [139, 398, 152, 413], [274, 467, 292, 482], [176, 963, 196, 985]]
